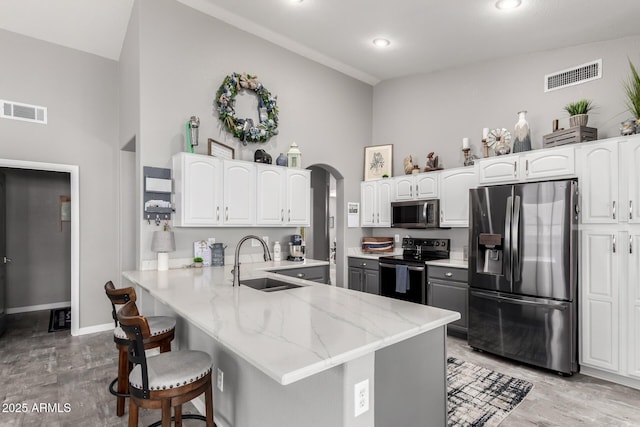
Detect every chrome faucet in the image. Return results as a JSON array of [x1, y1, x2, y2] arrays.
[[232, 235, 272, 286]]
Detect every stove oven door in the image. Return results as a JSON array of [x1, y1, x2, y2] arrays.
[[379, 260, 426, 304]]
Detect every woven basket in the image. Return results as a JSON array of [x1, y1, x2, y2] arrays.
[[569, 114, 589, 128]]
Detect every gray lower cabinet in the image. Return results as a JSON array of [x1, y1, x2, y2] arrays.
[[427, 265, 468, 337], [348, 257, 379, 294], [272, 265, 329, 284]]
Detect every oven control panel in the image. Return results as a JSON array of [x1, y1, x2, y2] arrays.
[[402, 238, 449, 251]]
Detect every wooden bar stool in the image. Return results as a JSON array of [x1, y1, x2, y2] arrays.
[[105, 281, 176, 417], [117, 300, 215, 427]]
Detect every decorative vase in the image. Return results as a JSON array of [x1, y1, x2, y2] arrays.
[[276, 153, 288, 166], [512, 111, 531, 153], [494, 137, 511, 156], [569, 114, 588, 128], [194, 262, 203, 268]]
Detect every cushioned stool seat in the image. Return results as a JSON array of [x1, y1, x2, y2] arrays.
[[104, 281, 176, 417], [130, 350, 212, 391], [113, 316, 176, 341]]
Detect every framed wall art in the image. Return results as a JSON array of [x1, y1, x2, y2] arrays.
[[208, 138, 235, 160], [364, 144, 393, 181]]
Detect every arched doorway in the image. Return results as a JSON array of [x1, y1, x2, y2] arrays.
[[306, 164, 345, 287]]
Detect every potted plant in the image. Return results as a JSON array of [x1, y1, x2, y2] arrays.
[[623, 59, 640, 132], [564, 99, 593, 128], [193, 257, 203, 268]]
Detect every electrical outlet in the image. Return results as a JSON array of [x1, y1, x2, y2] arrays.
[[394, 234, 400, 243], [217, 368, 224, 392], [354, 379, 369, 417]]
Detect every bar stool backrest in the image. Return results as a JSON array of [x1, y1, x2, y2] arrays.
[[104, 281, 137, 327], [116, 300, 152, 399]]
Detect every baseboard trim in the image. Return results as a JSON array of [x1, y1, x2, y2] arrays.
[[581, 365, 640, 390], [6, 301, 71, 314], [75, 322, 113, 336]]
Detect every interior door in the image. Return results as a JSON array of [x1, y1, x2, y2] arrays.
[[0, 172, 6, 336]]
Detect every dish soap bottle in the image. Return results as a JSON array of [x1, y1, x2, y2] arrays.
[[273, 241, 281, 262]]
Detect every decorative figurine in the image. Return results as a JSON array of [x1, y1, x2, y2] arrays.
[[403, 155, 414, 175], [424, 152, 441, 172]]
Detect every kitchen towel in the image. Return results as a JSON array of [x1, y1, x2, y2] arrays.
[[395, 264, 410, 293]]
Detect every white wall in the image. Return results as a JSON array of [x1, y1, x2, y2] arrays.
[[126, 0, 373, 285], [373, 35, 640, 174], [0, 29, 120, 328]]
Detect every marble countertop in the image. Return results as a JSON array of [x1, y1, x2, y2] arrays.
[[123, 259, 459, 386], [425, 258, 468, 269]]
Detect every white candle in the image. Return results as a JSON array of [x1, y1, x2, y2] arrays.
[[482, 128, 489, 140], [462, 137, 470, 149]]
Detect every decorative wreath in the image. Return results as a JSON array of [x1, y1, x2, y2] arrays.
[[215, 72, 279, 144]]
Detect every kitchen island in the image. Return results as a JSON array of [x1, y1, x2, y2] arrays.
[[123, 259, 459, 427]]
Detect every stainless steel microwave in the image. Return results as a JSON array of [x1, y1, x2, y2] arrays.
[[391, 199, 440, 229]]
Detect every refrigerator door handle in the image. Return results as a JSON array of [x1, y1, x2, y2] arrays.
[[504, 195, 513, 280], [513, 195, 521, 280], [472, 290, 569, 310]]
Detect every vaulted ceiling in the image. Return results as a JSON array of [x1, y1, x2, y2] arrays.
[[1, 0, 640, 85]]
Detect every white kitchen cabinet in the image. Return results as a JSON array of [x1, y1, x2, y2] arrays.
[[578, 136, 640, 225], [578, 141, 618, 224], [477, 146, 575, 185], [256, 164, 286, 225], [628, 231, 640, 379], [286, 168, 311, 226], [173, 153, 310, 228], [393, 173, 439, 201], [580, 229, 620, 372], [360, 179, 392, 227], [223, 160, 256, 225], [173, 152, 223, 227], [624, 139, 640, 224], [439, 166, 477, 227]]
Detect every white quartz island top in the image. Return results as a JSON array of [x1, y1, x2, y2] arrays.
[[123, 260, 459, 386]]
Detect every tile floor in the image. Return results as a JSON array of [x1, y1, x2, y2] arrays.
[[2, 311, 640, 426]]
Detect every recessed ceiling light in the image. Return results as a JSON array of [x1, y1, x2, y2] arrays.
[[495, 0, 522, 9], [372, 38, 391, 48]]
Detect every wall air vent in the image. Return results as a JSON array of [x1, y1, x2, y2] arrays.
[[544, 59, 602, 92], [0, 99, 47, 124]]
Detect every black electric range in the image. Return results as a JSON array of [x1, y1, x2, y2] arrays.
[[379, 238, 450, 304]]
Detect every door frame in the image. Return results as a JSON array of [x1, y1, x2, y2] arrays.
[[0, 159, 79, 335]]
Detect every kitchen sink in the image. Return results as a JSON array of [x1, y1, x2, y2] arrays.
[[240, 277, 303, 292]]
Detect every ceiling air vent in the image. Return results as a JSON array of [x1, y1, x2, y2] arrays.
[[544, 59, 602, 92], [0, 99, 47, 124]]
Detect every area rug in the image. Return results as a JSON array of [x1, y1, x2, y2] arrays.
[[48, 307, 71, 332], [447, 357, 533, 427]]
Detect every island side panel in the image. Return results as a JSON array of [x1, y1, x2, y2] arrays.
[[375, 327, 447, 427], [136, 285, 345, 427]]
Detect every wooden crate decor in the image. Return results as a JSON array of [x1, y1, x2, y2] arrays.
[[543, 126, 597, 148]]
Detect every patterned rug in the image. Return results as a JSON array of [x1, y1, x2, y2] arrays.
[[447, 357, 534, 426]]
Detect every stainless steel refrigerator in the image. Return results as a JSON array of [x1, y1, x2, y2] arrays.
[[468, 179, 579, 374]]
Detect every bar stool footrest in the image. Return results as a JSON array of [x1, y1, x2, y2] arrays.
[[148, 414, 215, 427], [108, 377, 130, 398]]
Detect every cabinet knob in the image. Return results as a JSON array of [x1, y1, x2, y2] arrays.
[[296, 273, 305, 278], [445, 272, 453, 277]]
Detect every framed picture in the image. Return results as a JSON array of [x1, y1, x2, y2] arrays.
[[364, 144, 393, 180], [208, 138, 235, 160]]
